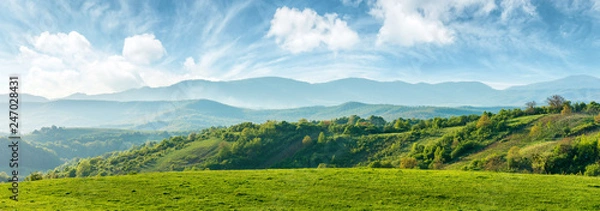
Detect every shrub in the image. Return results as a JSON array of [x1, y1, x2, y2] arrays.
[[400, 157, 418, 169], [25, 171, 43, 181], [302, 135, 313, 146], [317, 163, 328, 169], [585, 163, 600, 176]]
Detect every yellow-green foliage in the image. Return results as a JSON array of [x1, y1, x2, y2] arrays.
[[2, 169, 600, 210]]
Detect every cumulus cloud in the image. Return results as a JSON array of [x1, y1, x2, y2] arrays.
[[16, 31, 174, 98], [122, 33, 166, 65], [32, 31, 92, 57], [369, 0, 498, 47], [267, 6, 359, 53]]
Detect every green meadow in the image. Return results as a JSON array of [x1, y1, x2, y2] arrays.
[[2, 168, 600, 210]]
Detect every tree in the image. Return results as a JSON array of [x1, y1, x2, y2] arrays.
[[432, 146, 445, 169], [317, 132, 326, 144], [585, 163, 600, 176], [561, 104, 572, 115], [367, 115, 386, 127], [506, 146, 523, 170], [0, 171, 10, 182], [529, 124, 542, 137], [302, 135, 313, 146], [476, 115, 492, 129], [25, 171, 43, 181], [547, 95, 566, 111], [525, 101, 536, 114], [76, 160, 92, 177], [594, 113, 600, 124]]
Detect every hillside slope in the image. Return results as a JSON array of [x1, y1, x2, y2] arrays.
[[45, 101, 600, 178]]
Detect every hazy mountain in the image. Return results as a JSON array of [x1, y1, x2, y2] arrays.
[[507, 75, 600, 90], [0, 93, 48, 102], [503, 75, 600, 105], [17, 100, 501, 132], [61, 75, 600, 109], [62, 77, 500, 108]]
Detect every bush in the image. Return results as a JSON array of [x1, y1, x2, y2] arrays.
[[400, 157, 418, 169], [302, 135, 313, 146], [585, 163, 600, 176], [317, 163, 328, 169], [25, 172, 43, 181]]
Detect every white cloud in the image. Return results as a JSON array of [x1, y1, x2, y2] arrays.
[[267, 6, 359, 53], [369, 0, 498, 47], [15, 31, 176, 98], [122, 33, 166, 65], [32, 31, 92, 57], [500, 0, 537, 22]]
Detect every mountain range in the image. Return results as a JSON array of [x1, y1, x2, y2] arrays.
[[56, 75, 600, 109], [4, 75, 599, 132]]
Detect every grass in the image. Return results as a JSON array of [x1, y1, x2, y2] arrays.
[[506, 114, 545, 128], [2, 168, 600, 210], [149, 138, 222, 171]]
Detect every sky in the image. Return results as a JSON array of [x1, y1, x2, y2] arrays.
[[1, 0, 600, 99]]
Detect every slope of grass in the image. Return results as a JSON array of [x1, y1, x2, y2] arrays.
[[2, 168, 600, 210], [149, 138, 222, 171]]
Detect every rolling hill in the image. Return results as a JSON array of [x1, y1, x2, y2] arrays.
[[46, 102, 600, 178], [15, 100, 503, 132]]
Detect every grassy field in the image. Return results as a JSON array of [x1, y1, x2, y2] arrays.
[[1, 168, 600, 210]]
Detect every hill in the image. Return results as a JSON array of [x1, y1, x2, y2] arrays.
[[0, 137, 62, 178], [2, 169, 600, 210], [60, 75, 600, 109], [24, 127, 186, 162], [17, 100, 501, 132], [44, 101, 600, 178]]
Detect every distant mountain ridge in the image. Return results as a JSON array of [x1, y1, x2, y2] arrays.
[[59, 75, 600, 109]]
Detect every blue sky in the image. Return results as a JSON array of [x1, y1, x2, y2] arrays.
[[1, 0, 600, 99]]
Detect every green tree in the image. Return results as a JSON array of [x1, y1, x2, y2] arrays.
[[529, 124, 542, 137], [0, 171, 10, 182], [585, 163, 600, 176], [507, 146, 523, 170], [317, 132, 326, 144], [432, 146, 445, 169], [25, 171, 43, 181], [594, 113, 600, 124], [367, 115, 386, 127], [76, 160, 92, 177], [476, 115, 492, 129]]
